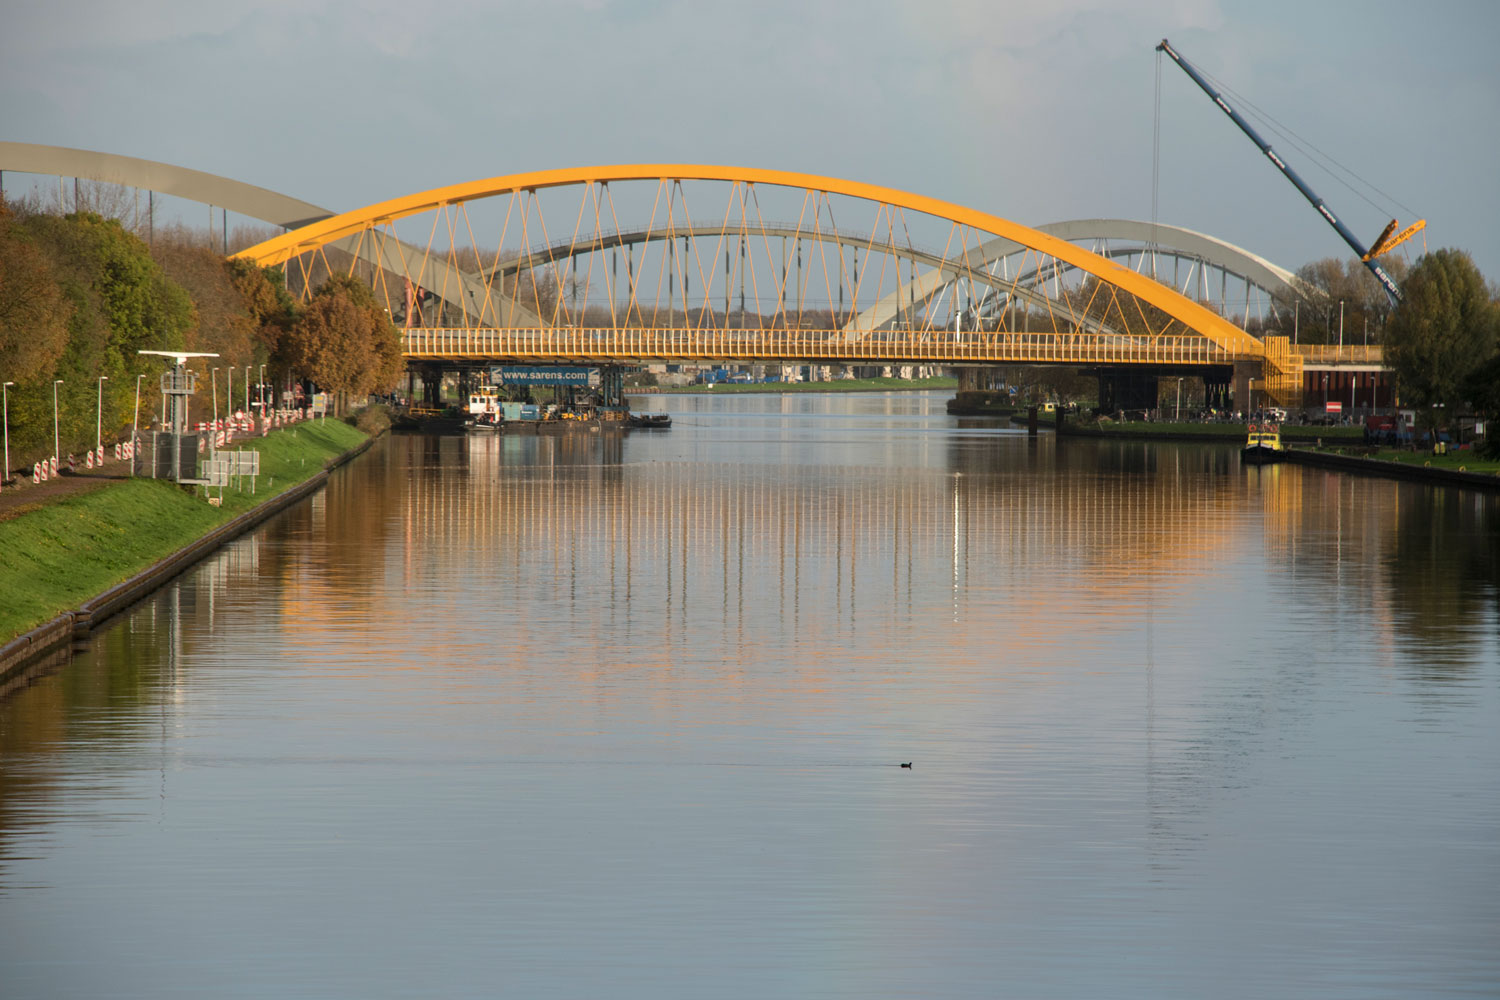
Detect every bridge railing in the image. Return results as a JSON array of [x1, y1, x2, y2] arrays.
[[402, 327, 1238, 366], [1290, 344, 1385, 365]]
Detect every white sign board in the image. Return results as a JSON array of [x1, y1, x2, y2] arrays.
[[229, 450, 260, 475]]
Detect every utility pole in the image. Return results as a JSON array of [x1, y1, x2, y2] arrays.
[[53, 379, 63, 462], [2, 381, 13, 482], [96, 375, 109, 461]]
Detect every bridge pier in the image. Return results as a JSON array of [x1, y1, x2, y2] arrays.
[[1203, 373, 1231, 413], [1096, 370, 1159, 414], [600, 367, 625, 408], [418, 367, 443, 408]]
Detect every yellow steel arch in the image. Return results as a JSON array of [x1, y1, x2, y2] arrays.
[[234, 164, 1266, 359]]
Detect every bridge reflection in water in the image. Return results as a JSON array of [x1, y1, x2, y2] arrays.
[[247, 430, 1439, 676], [2, 411, 1496, 996]]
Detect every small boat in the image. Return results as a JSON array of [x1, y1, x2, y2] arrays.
[[1242, 422, 1283, 464], [628, 413, 672, 429], [467, 388, 503, 431]]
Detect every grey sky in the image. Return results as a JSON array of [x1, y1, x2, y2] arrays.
[[2, 0, 1496, 284]]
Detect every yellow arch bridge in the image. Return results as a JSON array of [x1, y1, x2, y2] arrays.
[[235, 165, 1306, 407]]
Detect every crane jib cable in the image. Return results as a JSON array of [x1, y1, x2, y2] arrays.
[[1155, 38, 1420, 306]]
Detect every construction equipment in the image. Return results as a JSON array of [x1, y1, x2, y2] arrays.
[[1157, 38, 1422, 306]]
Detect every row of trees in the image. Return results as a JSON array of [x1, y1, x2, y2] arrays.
[[1383, 249, 1500, 439], [0, 201, 401, 471]]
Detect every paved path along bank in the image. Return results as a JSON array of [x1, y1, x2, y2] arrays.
[[0, 420, 375, 694]]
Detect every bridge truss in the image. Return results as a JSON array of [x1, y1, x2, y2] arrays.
[[230, 166, 1302, 402]]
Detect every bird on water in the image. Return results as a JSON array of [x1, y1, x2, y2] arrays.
[[900, 762, 912, 769]]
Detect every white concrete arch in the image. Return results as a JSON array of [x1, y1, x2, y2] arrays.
[[843, 219, 1322, 334], [0, 142, 541, 326]]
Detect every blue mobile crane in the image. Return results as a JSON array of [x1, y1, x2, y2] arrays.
[[1157, 38, 1423, 306]]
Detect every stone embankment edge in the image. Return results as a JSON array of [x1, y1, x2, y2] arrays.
[[1059, 422, 1498, 489], [1279, 448, 1500, 491], [0, 435, 377, 691]]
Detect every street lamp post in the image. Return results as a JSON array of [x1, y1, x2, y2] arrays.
[[2, 381, 13, 483], [226, 367, 233, 419], [53, 379, 63, 462], [133, 372, 144, 470], [96, 375, 109, 462], [259, 364, 266, 410], [245, 366, 251, 415]]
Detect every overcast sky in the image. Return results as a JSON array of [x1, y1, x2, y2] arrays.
[[3, 0, 1496, 284]]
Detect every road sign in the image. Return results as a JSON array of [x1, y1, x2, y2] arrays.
[[203, 458, 231, 486], [1325, 401, 1343, 415], [228, 450, 260, 475]]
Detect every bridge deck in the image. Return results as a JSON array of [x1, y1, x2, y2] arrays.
[[402, 328, 1241, 367]]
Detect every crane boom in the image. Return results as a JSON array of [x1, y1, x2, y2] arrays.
[[1156, 38, 1403, 305]]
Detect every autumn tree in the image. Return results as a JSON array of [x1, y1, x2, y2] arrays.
[[0, 202, 74, 469], [279, 275, 402, 414], [0, 201, 71, 381], [1288, 256, 1408, 344], [3, 208, 191, 462], [152, 238, 260, 370], [1384, 249, 1498, 434]]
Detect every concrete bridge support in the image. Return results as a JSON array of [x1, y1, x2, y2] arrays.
[[1203, 373, 1231, 412], [1097, 370, 1160, 414], [418, 367, 443, 408]]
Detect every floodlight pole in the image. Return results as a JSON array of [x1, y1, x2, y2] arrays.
[[133, 373, 144, 469], [137, 350, 220, 482], [2, 381, 13, 482], [96, 375, 109, 460], [53, 379, 63, 462], [212, 367, 219, 427], [245, 366, 251, 414]]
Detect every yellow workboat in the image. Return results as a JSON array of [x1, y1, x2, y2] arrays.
[[1242, 422, 1283, 464]]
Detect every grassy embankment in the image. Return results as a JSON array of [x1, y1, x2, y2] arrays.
[[642, 376, 958, 394], [0, 418, 368, 642], [1305, 446, 1500, 475], [1069, 420, 1499, 474]]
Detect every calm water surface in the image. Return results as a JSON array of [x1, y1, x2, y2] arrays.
[[2, 391, 1498, 998]]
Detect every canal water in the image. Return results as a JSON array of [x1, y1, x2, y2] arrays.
[[2, 391, 1497, 998]]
